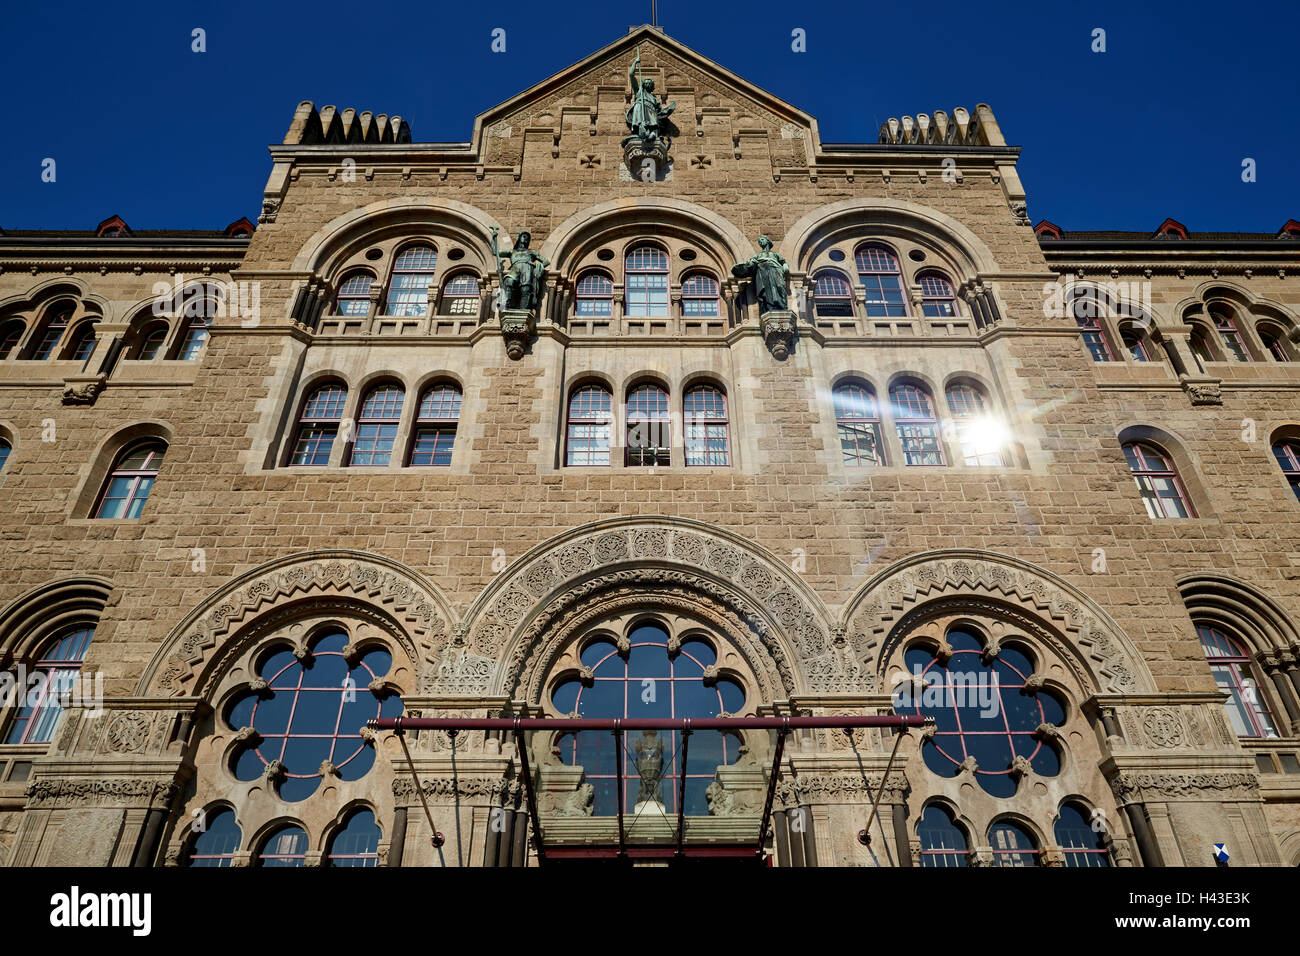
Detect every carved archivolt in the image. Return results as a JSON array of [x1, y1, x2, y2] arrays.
[[137, 551, 455, 698], [841, 551, 1156, 695], [454, 517, 833, 698]]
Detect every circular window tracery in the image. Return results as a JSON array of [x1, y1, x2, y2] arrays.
[[893, 627, 1064, 797], [225, 630, 403, 801]]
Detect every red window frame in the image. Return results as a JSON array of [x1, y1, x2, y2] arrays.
[[440, 273, 480, 315], [918, 271, 958, 318], [625, 383, 671, 466], [94, 441, 166, 518], [384, 245, 438, 317], [833, 382, 883, 466], [2, 626, 94, 744], [410, 383, 461, 467], [349, 384, 404, 466], [854, 243, 908, 317], [625, 245, 670, 318], [0, 322, 23, 360], [890, 383, 944, 465], [565, 384, 612, 466], [1273, 439, 1300, 502], [289, 382, 347, 466], [1199, 624, 1277, 738], [335, 271, 374, 316], [1211, 308, 1250, 362], [1122, 442, 1194, 518], [684, 384, 729, 467]]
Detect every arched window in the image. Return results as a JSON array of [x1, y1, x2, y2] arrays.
[[31, 307, 72, 360], [1210, 307, 1250, 361], [66, 322, 97, 361], [946, 382, 1005, 467], [226, 630, 402, 801], [1198, 624, 1277, 738], [890, 382, 944, 466], [349, 383, 404, 466], [833, 381, 883, 466], [0, 436, 10, 473], [182, 808, 242, 867], [681, 272, 720, 317], [410, 383, 461, 467], [334, 271, 374, 316], [625, 245, 669, 317], [0, 321, 23, 359], [854, 243, 907, 317], [918, 271, 957, 317], [551, 624, 744, 816], [327, 809, 381, 867], [1122, 442, 1194, 518], [1273, 439, 1300, 501], [626, 382, 670, 466], [684, 384, 729, 467], [136, 323, 169, 360], [1120, 322, 1154, 362], [94, 441, 166, 518], [565, 384, 612, 466], [1055, 803, 1110, 867], [1260, 325, 1293, 362], [1189, 327, 1214, 367], [2, 626, 94, 744], [257, 825, 309, 867], [813, 270, 853, 317], [440, 274, 480, 315], [574, 270, 614, 317], [893, 628, 1064, 797], [385, 245, 437, 316], [177, 314, 210, 360], [290, 381, 347, 466], [916, 804, 968, 867], [176, 288, 219, 361], [988, 821, 1040, 867], [1071, 293, 1113, 362]]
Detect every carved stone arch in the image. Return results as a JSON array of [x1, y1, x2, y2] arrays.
[[0, 575, 113, 668], [778, 197, 1002, 277], [1177, 572, 1300, 656], [450, 517, 835, 699], [840, 550, 1156, 696], [136, 551, 456, 698], [290, 197, 510, 276]]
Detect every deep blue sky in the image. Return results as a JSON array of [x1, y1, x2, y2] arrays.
[[2, 0, 1295, 233]]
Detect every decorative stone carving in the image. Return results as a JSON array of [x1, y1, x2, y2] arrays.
[[26, 778, 178, 809], [1141, 709, 1185, 749], [103, 712, 152, 754], [759, 310, 796, 360], [499, 308, 535, 361], [1182, 378, 1223, 406], [1109, 771, 1260, 802], [421, 649, 494, 696], [61, 376, 107, 406]]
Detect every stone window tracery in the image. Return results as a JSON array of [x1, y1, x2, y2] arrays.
[[327, 808, 382, 867]]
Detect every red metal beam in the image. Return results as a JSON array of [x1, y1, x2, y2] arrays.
[[756, 724, 788, 859], [369, 715, 926, 732]]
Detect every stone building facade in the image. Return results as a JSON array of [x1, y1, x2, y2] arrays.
[[0, 25, 1298, 867]]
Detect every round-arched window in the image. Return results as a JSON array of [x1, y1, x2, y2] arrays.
[[225, 630, 403, 801], [893, 627, 1064, 797], [1055, 803, 1110, 867], [327, 809, 382, 867], [551, 622, 744, 816], [182, 807, 242, 867]]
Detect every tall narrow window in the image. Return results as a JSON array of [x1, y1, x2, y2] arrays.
[[1055, 804, 1110, 867], [1273, 439, 1300, 501], [1189, 329, 1214, 367], [3, 626, 94, 744], [988, 821, 1040, 867], [290, 382, 347, 466], [946, 382, 1005, 467], [177, 314, 210, 360], [94, 441, 166, 518], [136, 324, 169, 360], [327, 810, 381, 867], [0, 437, 10, 473], [349, 384, 404, 466], [813, 270, 853, 317], [66, 323, 97, 361], [855, 243, 907, 317], [890, 383, 944, 465], [440, 274, 480, 315], [0, 322, 22, 359], [1120, 324, 1153, 362], [1198, 624, 1277, 738], [31, 307, 72, 360], [574, 271, 614, 317], [916, 804, 968, 867], [384, 245, 437, 316], [334, 271, 374, 316], [257, 825, 309, 868], [1122, 442, 1194, 518], [410, 383, 461, 466], [1071, 294, 1113, 362], [1260, 327, 1292, 362], [834, 381, 883, 466], [626, 383, 670, 466], [684, 384, 729, 466], [625, 245, 669, 317], [565, 384, 612, 466], [681, 272, 720, 317], [1211, 308, 1250, 361], [918, 271, 957, 317], [182, 808, 242, 867]]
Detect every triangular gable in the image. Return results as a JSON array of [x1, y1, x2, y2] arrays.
[[469, 25, 820, 157]]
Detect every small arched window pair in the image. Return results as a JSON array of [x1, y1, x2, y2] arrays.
[[183, 808, 382, 867], [916, 804, 1109, 868]]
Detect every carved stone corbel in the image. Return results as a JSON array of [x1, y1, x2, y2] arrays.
[[760, 309, 797, 360], [499, 308, 535, 360]]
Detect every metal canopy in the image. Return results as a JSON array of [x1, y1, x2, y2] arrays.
[[369, 714, 927, 865]]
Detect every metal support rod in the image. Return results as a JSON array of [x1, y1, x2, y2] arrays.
[[370, 715, 925, 732], [614, 725, 626, 858], [756, 719, 789, 859], [675, 724, 691, 857], [858, 727, 907, 847], [394, 720, 444, 849], [512, 721, 545, 866]]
